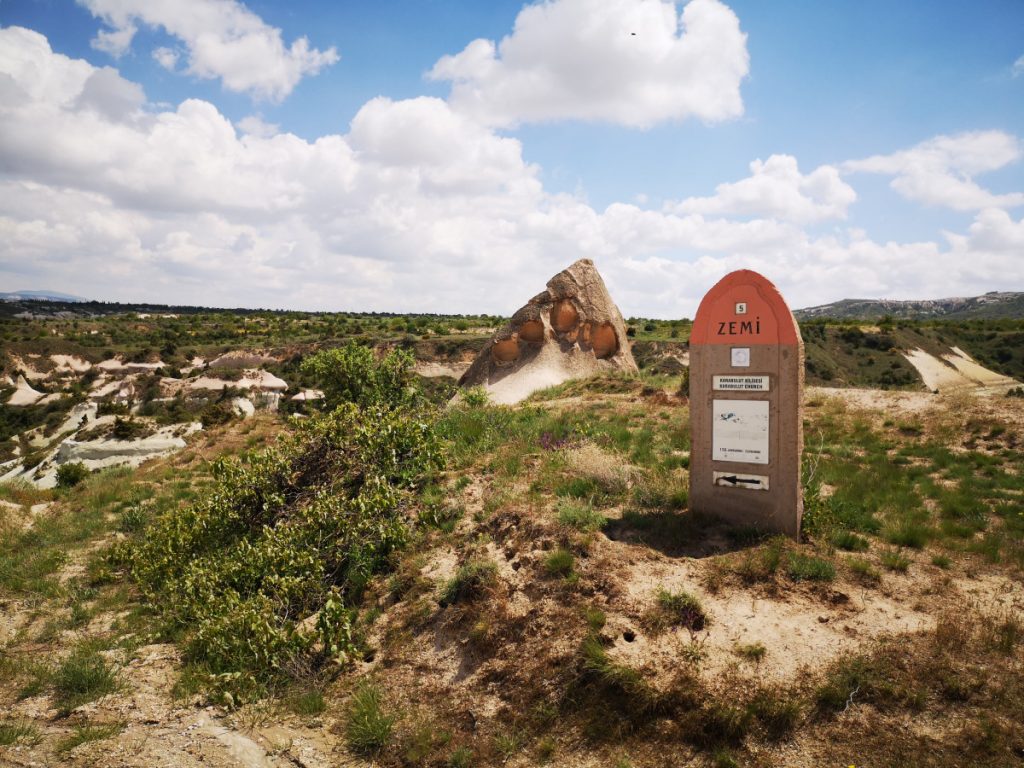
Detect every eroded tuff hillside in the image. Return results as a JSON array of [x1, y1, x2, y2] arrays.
[[1, 369, 1022, 768]]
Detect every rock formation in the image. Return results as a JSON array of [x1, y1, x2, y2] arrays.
[[459, 259, 637, 404]]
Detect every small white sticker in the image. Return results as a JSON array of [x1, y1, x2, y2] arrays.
[[735, 302, 747, 315], [731, 347, 750, 367]]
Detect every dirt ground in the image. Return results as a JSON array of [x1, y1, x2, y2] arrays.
[[1, 386, 1022, 768]]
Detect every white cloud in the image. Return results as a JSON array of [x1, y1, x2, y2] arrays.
[[78, 0, 338, 101], [237, 114, 279, 138], [0, 26, 1021, 317], [152, 46, 179, 72], [843, 130, 1024, 211], [964, 207, 1024, 253], [1013, 54, 1024, 78], [428, 0, 749, 128], [671, 154, 856, 223]]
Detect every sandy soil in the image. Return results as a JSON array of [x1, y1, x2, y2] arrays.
[[414, 362, 470, 379], [188, 370, 287, 392], [6, 375, 46, 406], [902, 347, 1018, 393]]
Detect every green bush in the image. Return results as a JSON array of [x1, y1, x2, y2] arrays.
[[302, 343, 415, 410], [56, 462, 89, 488], [461, 386, 489, 407], [124, 399, 441, 693]]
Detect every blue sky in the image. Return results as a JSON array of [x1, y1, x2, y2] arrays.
[[0, 0, 1022, 315]]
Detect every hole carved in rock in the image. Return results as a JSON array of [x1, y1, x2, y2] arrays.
[[551, 300, 579, 333], [492, 338, 520, 362], [519, 319, 545, 343], [592, 323, 619, 359]]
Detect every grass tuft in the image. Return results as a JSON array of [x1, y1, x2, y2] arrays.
[[556, 498, 606, 532], [53, 646, 119, 713], [647, 588, 708, 633], [786, 552, 835, 582], [345, 680, 395, 756], [543, 548, 575, 578], [56, 721, 124, 753], [439, 559, 497, 607], [0, 719, 42, 747]]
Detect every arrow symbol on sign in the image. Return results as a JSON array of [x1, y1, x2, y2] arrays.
[[720, 475, 761, 485]]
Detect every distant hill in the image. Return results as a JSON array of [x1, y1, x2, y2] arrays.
[[0, 290, 86, 303], [795, 291, 1024, 321]]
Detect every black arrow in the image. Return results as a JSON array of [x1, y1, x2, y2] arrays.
[[720, 475, 761, 485]]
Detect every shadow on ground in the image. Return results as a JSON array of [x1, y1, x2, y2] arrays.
[[603, 508, 767, 559]]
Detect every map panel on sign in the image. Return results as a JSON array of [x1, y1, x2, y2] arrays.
[[713, 375, 770, 391], [712, 399, 769, 465]]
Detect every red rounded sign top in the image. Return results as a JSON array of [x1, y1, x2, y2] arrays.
[[690, 270, 800, 347]]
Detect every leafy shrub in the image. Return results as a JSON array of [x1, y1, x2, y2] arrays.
[[199, 400, 235, 428], [461, 386, 489, 407], [124, 400, 440, 693], [302, 343, 415, 410], [111, 417, 150, 440], [56, 462, 89, 488]]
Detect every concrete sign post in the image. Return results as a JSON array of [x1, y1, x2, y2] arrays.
[[689, 270, 804, 538]]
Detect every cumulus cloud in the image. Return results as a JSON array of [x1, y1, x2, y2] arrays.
[[671, 155, 856, 223], [843, 130, 1024, 211], [0, 26, 1020, 317], [152, 46, 180, 72], [428, 0, 749, 128], [78, 0, 338, 101]]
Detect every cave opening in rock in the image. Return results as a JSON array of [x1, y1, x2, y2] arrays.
[[592, 323, 619, 359], [519, 319, 545, 343], [551, 300, 579, 333], [492, 338, 520, 362]]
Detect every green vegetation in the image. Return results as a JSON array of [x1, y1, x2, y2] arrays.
[[301, 342, 416, 410], [556, 498, 606, 532], [55, 461, 89, 488], [733, 642, 767, 664], [116, 349, 441, 697], [543, 548, 576, 578], [52, 644, 120, 713], [55, 721, 124, 753], [646, 588, 708, 633], [439, 559, 498, 606], [0, 719, 41, 746], [2, 302, 1022, 765], [345, 680, 396, 756]]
